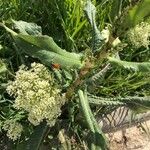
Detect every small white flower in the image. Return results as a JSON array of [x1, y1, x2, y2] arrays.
[[7, 63, 66, 126], [126, 22, 150, 48], [2, 119, 23, 141]]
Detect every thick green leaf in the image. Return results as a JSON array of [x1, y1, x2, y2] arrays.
[[12, 20, 42, 35], [119, 96, 150, 113], [88, 97, 124, 106], [2, 23, 84, 69], [108, 57, 150, 72], [88, 94, 150, 113], [17, 122, 48, 150], [14, 35, 83, 68], [17, 34, 82, 59], [78, 90, 107, 150]]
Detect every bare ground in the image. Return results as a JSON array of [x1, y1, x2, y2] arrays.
[[106, 120, 150, 150]]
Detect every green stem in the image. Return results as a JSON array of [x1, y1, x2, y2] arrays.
[[78, 90, 95, 132], [78, 90, 96, 150], [78, 90, 108, 150]]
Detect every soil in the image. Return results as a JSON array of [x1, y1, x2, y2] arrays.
[[106, 120, 150, 150]]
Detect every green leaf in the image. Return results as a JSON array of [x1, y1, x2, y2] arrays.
[[12, 20, 42, 35], [16, 34, 82, 60], [124, 0, 150, 28], [0, 44, 2, 50], [78, 90, 107, 150], [62, 70, 73, 81], [108, 57, 150, 72], [119, 96, 150, 113], [17, 122, 48, 150], [88, 96, 124, 106], [0, 60, 7, 74], [84, 0, 96, 27], [88, 95, 150, 113], [2, 23, 84, 69], [15, 36, 83, 68], [84, 0, 105, 52]]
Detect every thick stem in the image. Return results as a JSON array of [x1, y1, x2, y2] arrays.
[[78, 90, 96, 150]]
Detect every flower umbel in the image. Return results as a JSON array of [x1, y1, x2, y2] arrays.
[[2, 119, 23, 141], [126, 22, 150, 49], [7, 63, 66, 126]]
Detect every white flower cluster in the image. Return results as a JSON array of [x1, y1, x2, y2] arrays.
[[126, 22, 150, 49], [2, 119, 23, 141], [7, 63, 66, 126]]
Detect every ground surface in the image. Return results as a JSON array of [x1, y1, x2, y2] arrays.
[[107, 120, 150, 150]]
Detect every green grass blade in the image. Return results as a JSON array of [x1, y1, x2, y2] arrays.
[[110, 0, 123, 22]]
